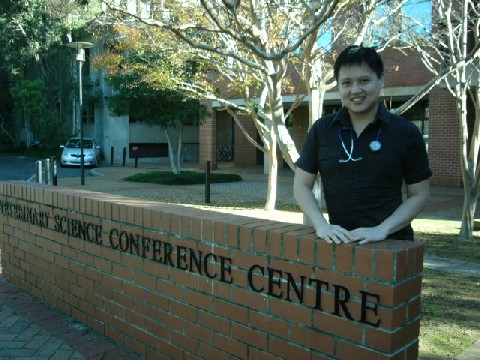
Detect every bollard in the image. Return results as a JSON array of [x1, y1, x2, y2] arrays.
[[45, 158, 51, 185], [51, 157, 58, 186], [205, 161, 211, 204], [122, 147, 126, 166], [35, 160, 42, 184], [43, 159, 49, 184], [111, 147, 114, 165], [133, 147, 139, 168]]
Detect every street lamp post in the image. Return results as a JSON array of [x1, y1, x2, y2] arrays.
[[66, 41, 94, 185]]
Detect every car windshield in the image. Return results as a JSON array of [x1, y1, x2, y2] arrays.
[[65, 139, 94, 149]]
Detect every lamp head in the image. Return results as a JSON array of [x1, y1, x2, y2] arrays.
[[75, 49, 85, 62], [66, 41, 93, 63]]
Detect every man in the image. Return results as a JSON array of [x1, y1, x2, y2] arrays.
[[293, 45, 431, 245]]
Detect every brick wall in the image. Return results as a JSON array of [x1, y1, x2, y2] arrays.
[[381, 48, 432, 88], [199, 104, 217, 170], [0, 182, 424, 360], [428, 87, 462, 186], [234, 114, 258, 167]]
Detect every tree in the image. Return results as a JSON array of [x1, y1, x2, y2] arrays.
[[399, 0, 480, 238], [95, 44, 209, 174], [434, 0, 480, 238], [0, 0, 104, 147], [10, 80, 47, 147], [103, 0, 430, 210], [103, 0, 346, 210]]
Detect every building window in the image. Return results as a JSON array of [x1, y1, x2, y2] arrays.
[[82, 107, 95, 124], [389, 101, 429, 148], [129, 115, 144, 123]]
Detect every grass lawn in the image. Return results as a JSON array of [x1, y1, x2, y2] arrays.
[[412, 220, 480, 359], [419, 268, 480, 359], [125, 171, 480, 358]]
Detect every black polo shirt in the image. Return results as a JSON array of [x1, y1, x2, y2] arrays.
[[296, 104, 432, 240]]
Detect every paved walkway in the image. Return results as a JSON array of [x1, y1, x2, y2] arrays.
[[0, 161, 478, 359], [0, 277, 141, 360]]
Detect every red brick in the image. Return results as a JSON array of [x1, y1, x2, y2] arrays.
[[365, 319, 420, 353], [232, 287, 267, 312], [215, 300, 248, 324], [375, 249, 394, 281], [248, 347, 279, 360], [267, 229, 282, 257], [185, 320, 214, 343], [270, 297, 312, 324], [144, 317, 170, 339], [249, 312, 287, 337], [317, 241, 333, 269], [314, 312, 363, 343], [290, 324, 335, 355], [336, 243, 354, 273], [408, 296, 421, 321], [214, 333, 248, 359], [198, 342, 229, 360], [185, 289, 214, 311], [201, 218, 213, 242], [214, 220, 226, 245], [170, 300, 197, 322], [268, 336, 311, 360], [199, 310, 231, 334], [376, 303, 407, 331], [354, 246, 374, 278], [298, 233, 315, 264], [337, 339, 406, 360]]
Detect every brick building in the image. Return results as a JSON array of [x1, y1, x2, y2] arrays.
[[200, 47, 464, 187]]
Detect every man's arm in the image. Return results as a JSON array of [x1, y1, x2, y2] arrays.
[[350, 179, 430, 244], [293, 168, 353, 244]]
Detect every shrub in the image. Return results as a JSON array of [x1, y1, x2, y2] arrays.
[[124, 170, 242, 185]]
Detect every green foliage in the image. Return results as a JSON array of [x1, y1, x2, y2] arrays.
[[10, 78, 67, 147], [95, 25, 210, 128], [10, 79, 48, 117], [124, 171, 242, 185], [0, 143, 26, 154], [0, 0, 103, 77], [105, 74, 208, 128], [23, 145, 62, 159]]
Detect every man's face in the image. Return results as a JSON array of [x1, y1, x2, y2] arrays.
[[337, 62, 384, 119]]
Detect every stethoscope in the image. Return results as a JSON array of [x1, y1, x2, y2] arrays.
[[338, 125, 383, 163]]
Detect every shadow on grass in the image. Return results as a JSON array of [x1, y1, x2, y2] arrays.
[[416, 231, 480, 263], [420, 268, 480, 359]]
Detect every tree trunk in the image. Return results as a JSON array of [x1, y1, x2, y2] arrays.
[[23, 105, 32, 148], [176, 123, 183, 174], [306, 81, 326, 225], [0, 117, 16, 146], [265, 129, 278, 211], [267, 67, 299, 170], [164, 128, 179, 174], [460, 182, 476, 238]]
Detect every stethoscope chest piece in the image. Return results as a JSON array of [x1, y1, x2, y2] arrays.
[[369, 140, 382, 152]]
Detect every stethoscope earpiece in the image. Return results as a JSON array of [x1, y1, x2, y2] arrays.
[[338, 127, 363, 163]]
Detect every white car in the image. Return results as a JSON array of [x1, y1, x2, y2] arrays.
[[60, 137, 100, 168]]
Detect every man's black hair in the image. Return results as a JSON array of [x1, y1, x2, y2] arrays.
[[333, 45, 384, 81]]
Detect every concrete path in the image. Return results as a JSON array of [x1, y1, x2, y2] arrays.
[[424, 255, 480, 278]]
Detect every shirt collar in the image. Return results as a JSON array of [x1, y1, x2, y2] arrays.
[[333, 103, 391, 127]]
